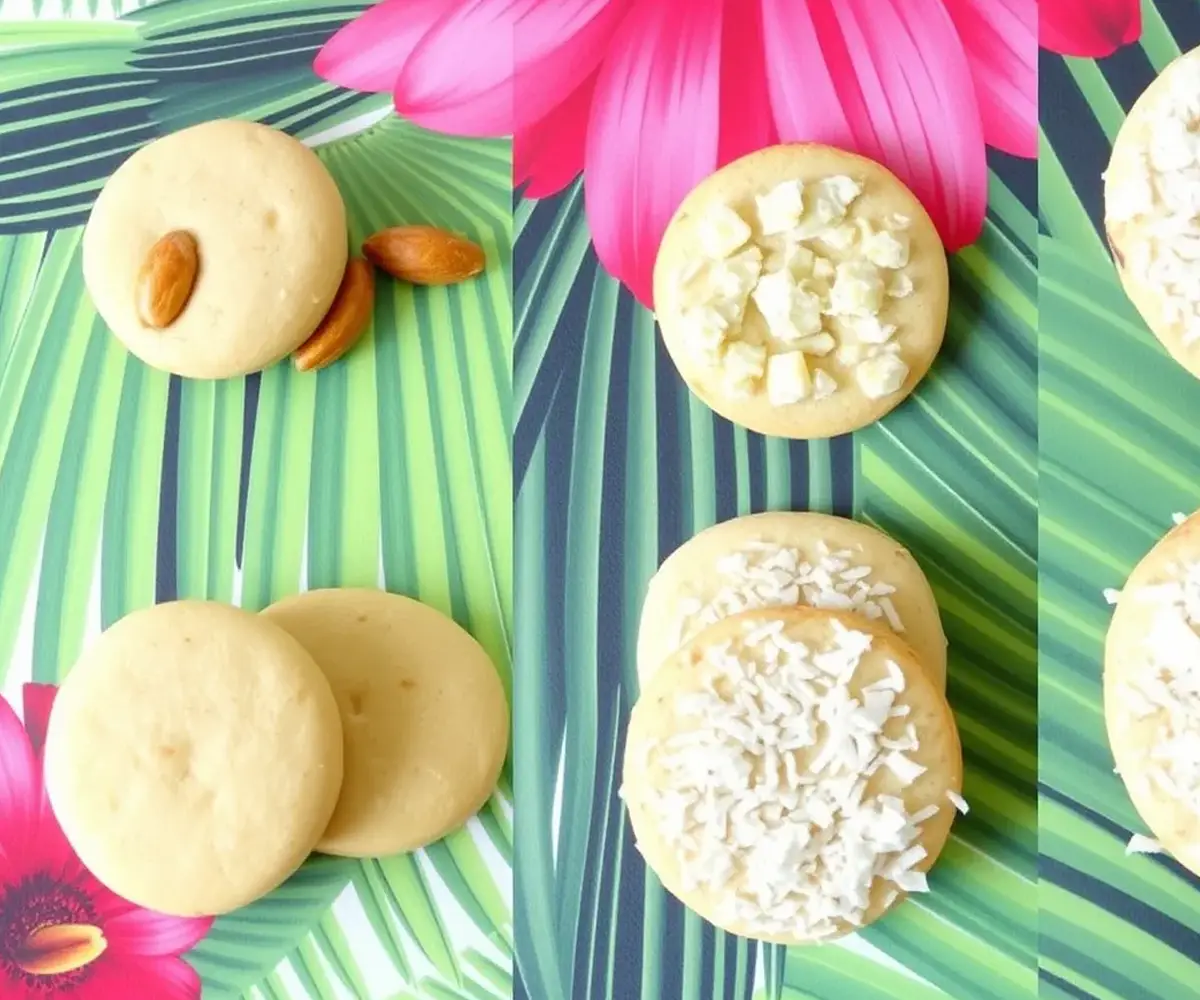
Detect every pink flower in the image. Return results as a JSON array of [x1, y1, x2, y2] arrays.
[[0, 685, 211, 999], [315, 0, 1036, 307], [1040, 0, 1141, 58]]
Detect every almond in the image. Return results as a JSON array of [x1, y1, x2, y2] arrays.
[[293, 257, 375, 372], [363, 225, 485, 285], [137, 230, 199, 329], [14, 924, 108, 976]]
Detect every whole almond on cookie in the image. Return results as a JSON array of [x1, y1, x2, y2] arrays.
[[294, 257, 374, 372], [137, 230, 199, 329], [363, 226, 485, 285]]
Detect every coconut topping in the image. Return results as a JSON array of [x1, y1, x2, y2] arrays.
[[626, 618, 942, 939], [1119, 559, 1200, 815], [1107, 54, 1200, 345], [671, 539, 905, 653], [1126, 833, 1164, 856], [671, 175, 916, 405]]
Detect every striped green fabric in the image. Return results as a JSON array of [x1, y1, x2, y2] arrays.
[[0, 4, 512, 999], [514, 154, 1036, 998], [1040, 6, 1200, 998]]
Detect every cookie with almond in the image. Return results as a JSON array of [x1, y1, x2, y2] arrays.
[[83, 119, 348, 379]]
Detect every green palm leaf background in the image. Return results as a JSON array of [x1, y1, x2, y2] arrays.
[[1041, 4, 1200, 998], [1, 2, 513, 998], [514, 148, 1036, 1000]]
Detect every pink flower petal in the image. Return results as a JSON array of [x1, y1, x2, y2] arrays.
[[22, 683, 55, 756], [15, 684, 83, 882], [0, 692, 39, 874], [394, 0, 629, 137], [515, 72, 596, 197], [942, 0, 1036, 158], [717, 0, 778, 165], [314, 0, 452, 94], [0, 967, 39, 1000], [103, 906, 214, 958], [762, 0, 987, 251], [584, 0, 725, 305], [81, 955, 202, 1000], [1040, 0, 1141, 57]]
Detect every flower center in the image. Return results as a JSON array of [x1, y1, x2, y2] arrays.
[[0, 873, 104, 991]]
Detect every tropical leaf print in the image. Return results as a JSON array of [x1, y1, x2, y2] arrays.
[[513, 148, 1036, 999], [0, 0, 382, 233], [1040, 6, 1200, 998], [0, 4, 513, 999]]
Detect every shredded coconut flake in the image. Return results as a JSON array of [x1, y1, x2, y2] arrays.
[[1174, 511, 1189, 526], [1126, 833, 1164, 855], [946, 790, 969, 815], [673, 541, 906, 654], [632, 618, 947, 938]]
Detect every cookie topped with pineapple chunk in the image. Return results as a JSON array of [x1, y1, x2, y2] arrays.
[[653, 144, 949, 439]]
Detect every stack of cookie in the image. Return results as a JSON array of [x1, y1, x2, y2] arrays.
[[41, 590, 508, 918], [621, 512, 966, 942]]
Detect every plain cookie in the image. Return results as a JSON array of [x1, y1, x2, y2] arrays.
[[623, 605, 962, 944], [43, 601, 344, 917], [638, 512, 946, 690], [654, 144, 948, 438], [1106, 510, 1200, 875], [262, 589, 509, 857], [83, 119, 348, 378]]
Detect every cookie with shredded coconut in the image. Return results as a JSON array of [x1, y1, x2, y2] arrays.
[[623, 605, 962, 943], [637, 512, 946, 690], [1106, 46, 1200, 380], [1106, 509, 1200, 875]]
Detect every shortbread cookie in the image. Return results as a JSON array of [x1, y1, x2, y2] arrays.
[[653, 144, 949, 438], [83, 119, 348, 378], [262, 589, 509, 856], [637, 512, 946, 689], [1106, 47, 1200, 379], [1106, 510, 1200, 874], [43, 601, 343, 917], [623, 605, 963, 944]]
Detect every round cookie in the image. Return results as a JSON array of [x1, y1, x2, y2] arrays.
[[261, 589, 509, 857], [623, 605, 962, 944], [1106, 510, 1200, 874], [43, 601, 344, 917], [637, 512, 947, 690], [1105, 46, 1200, 379], [653, 144, 948, 438], [83, 119, 348, 379]]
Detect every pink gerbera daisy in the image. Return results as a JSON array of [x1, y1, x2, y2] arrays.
[[0, 685, 211, 999], [315, 0, 1037, 306]]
